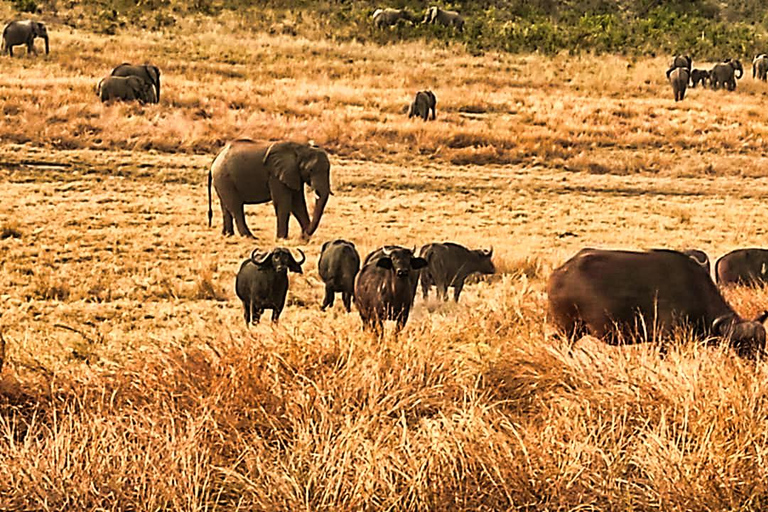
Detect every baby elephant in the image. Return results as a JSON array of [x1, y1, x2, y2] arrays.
[[97, 76, 156, 104], [235, 247, 306, 324], [689, 69, 710, 88], [408, 90, 436, 121], [317, 239, 361, 312]]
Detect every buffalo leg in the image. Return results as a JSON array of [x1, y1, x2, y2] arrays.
[[242, 300, 251, 325], [321, 286, 334, 310], [271, 306, 282, 323], [437, 283, 448, 301], [252, 308, 263, 324], [453, 280, 465, 302], [342, 292, 352, 312]]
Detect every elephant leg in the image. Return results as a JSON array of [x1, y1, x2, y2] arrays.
[[342, 292, 352, 312], [321, 286, 334, 310], [231, 203, 253, 238], [290, 191, 311, 236], [215, 189, 235, 236], [269, 185, 293, 239]]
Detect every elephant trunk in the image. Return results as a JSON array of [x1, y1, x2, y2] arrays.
[[43, 35, 49, 54], [306, 191, 329, 237]]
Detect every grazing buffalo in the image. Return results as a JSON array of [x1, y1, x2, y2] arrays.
[[235, 247, 305, 324], [547, 249, 767, 357], [418, 242, 495, 302], [318, 239, 360, 312], [355, 246, 427, 334], [716, 248, 768, 286], [682, 249, 711, 274]]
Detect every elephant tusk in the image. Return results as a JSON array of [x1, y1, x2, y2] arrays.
[[263, 142, 277, 165]]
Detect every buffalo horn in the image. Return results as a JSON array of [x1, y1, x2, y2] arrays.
[[484, 246, 494, 257], [712, 314, 736, 335], [250, 248, 271, 265], [292, 248, 306, 266], [689, 252, 707, 266]]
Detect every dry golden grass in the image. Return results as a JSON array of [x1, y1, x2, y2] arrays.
[[4, 5, 768, 510]]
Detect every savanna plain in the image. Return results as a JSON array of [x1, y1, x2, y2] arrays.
[[5, 6, 768, 510]]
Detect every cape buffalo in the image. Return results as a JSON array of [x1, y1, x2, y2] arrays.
[[716, 248, 768, 286], [318, 239, 360, 312], [355, 246, 427, 334], [547, 248, 767, 357], [235, 247, 305, 324], [682, 249, 711, 274], [418, 242, 495, 302]]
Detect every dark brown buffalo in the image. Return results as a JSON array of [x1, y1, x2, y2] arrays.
[[682, 249, 711, 274], [235, 247, 305, 324], [547, 248, 766, 357], [716, 248, 768, 286], [355, 246, 427, 334], [317, 239, 360, 312], [418, 242, 495, 302]]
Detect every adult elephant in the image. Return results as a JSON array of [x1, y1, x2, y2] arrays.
[[97, 76, 156, 104], [668, 67, 689, 101], [208, 139, 331, 240], [2, 20, 49, 57], [423, 7, 464, 31], [665, 54, 691, 78], [711, 59, 743, 91], [110, 63, 161, 103], [753, 54, 768, 81], [372, 8, 414, 28]]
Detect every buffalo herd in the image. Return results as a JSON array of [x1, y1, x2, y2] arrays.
[[237, 242, 768, 359], [237, 241, 495, 335]]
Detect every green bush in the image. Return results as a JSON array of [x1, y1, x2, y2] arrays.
[[12, 0, 39, 13]]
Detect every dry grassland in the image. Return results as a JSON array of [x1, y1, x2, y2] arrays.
[[3, 7, 768, 510]]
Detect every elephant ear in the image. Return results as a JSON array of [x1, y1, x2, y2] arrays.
[[264, 143, 301, 190]]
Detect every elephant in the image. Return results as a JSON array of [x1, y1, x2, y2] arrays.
[[408, 90, 436, 120], [689, 69, 710, 88], [753, 54, 768, 81], [110, 63, 161, 104], [208, 139, 332, 240], [665, 54, 691, 79], [2, 20, 49, 57], [668, 67, 689, 102], [710, 59, 743, 91], [372, 8, 415, 28], [97, 76, 156, 104], [422, 7, 464, 32]]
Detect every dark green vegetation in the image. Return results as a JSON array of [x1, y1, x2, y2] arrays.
[[15, 0, 768, 56]]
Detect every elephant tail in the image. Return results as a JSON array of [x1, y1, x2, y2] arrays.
[[207, 164, 213, 228]]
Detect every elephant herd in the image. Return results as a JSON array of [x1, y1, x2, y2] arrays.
[[236, 240, 495, 335], [3, 19, 160, 105], [372, 6, 465, 32], [665, 53, 768, 101]]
